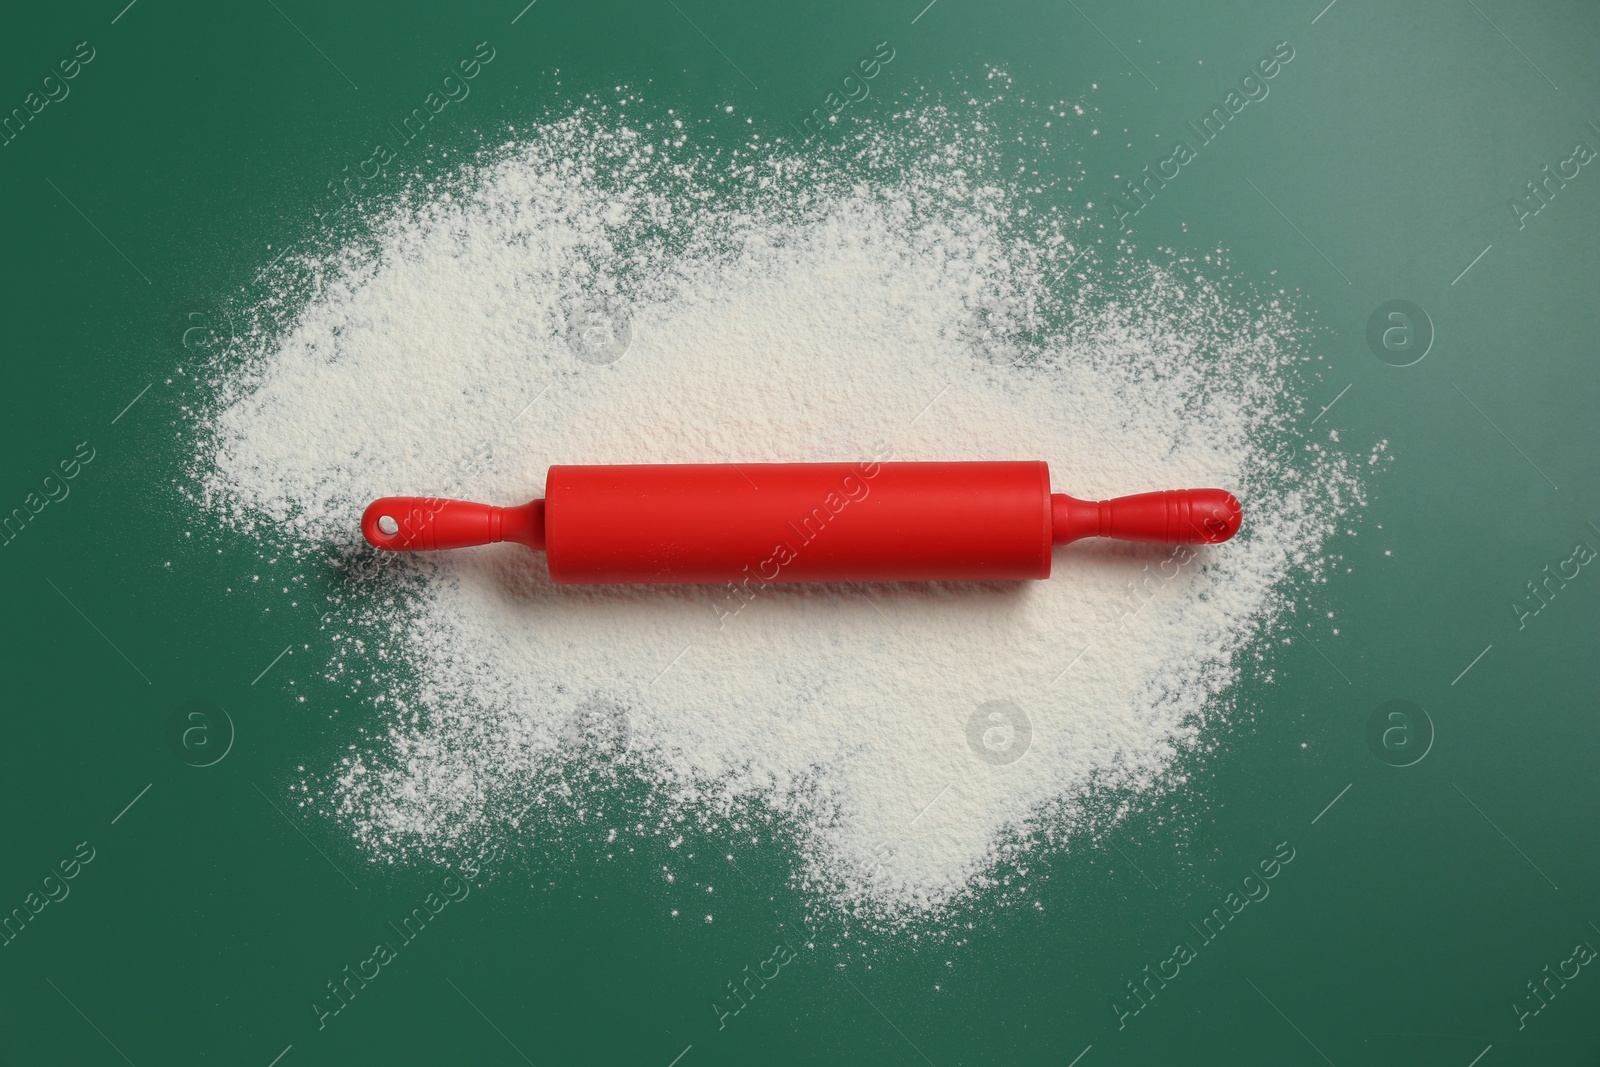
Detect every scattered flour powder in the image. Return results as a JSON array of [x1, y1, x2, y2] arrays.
[[194, 93, 1371, 923]]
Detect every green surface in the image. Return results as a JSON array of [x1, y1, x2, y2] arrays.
[[3, 1, 1598, 1064]]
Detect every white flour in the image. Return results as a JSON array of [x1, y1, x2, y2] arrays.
[[195, 93, 1374, 922]]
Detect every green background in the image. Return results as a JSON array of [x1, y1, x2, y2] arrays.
[[2, 0, 1597, 1064]]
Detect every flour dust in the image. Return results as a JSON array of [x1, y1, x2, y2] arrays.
[[191, 87, 1376, 925]]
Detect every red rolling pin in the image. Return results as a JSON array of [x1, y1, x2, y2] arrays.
[[361, 461, 1241, 584]]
